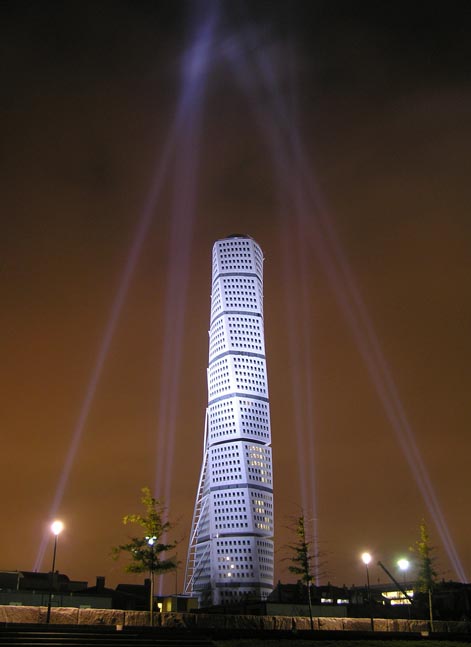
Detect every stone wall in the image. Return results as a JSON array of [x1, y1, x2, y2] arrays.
[[0, 605, 470, 634]]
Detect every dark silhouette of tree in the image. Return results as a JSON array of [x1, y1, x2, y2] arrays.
[[112, 487, 178, 623], [412, 520, 437, 630], [286, 514, 326, 630]]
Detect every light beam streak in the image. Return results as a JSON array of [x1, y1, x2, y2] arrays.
[[154, 3, 217, 507], [222, 25, 322, 581], [152, 3, 218, 595], [34, 130, 175, 571], [224, 23, 466, 582], [34, 4, 218, 573]]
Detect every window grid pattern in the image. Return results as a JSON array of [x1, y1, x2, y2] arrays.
[[207, 400, 237, 442], [220, 276, 262, 313], [208, 441, 274, 520], [207, 397, 270, 443], [208, 316, 226, 359], [245, 444, 272, 487], [208, 355, 269, 401], [256, 539, 274, 579], [208, 356, 232, 399], [254, 246, 263, 276], [233, 355, 268, 397], [209, 314, 265, 362], [210, 443, 244, 485], [213, 490, 249, 532], [250, 489, 274, 534], [217, 238, 255, 272], [210, 281, 223, 320], [215, 538, 255, 582], [228, 314, 264, 353], [222, 285, 260, 312], [240, 399, 270, 440]]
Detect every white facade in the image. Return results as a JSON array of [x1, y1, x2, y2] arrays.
[[185, 235, 274, 606]]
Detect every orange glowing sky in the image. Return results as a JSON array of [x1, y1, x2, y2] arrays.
[[1, 1, 471, 592]]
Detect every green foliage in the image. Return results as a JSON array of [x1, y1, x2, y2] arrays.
[[112, 486, 178, 575], [287, 515, 314, 585], [412, 519, 437, 593]]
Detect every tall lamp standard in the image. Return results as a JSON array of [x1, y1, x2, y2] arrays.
[[397, 558, 410, 590], [146, 536, 157, 627], [397, 558, 411, 617], [361, 552, 374, 632], [397, 558, 409, 583], [46, 520, 64, 623]]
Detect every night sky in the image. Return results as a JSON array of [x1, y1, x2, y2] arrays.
[[2, 1, 471, 593]]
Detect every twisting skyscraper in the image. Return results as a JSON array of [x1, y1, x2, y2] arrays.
[[185, 235, 274, 606]]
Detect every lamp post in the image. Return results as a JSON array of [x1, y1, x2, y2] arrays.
[[46, 520, 64, 623], [397, 558, 410, 593], [397, 558, 411, 617], [146, 536, 157, 627], [397, 558, 409, 584], [361, 552, 374, 631]]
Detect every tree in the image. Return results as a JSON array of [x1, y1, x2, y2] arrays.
[[286, 514, 322, 630], [412, 520, 437, 630], [112, 487, 178, 623]]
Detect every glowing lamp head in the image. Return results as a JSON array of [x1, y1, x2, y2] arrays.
[[361, 552, 372, 565], [398, 558, 410, 572], [51, 520, 64, 536]]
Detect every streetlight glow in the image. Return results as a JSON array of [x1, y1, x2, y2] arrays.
[[51, 520, 64, 536], [398, 558, 410, 572], [361, 551, 372, 565], [146, 535, 157, 626], [46, 520, 64, 623], [360, 551, 374, 631]]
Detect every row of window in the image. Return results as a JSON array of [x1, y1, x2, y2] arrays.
[[222, 276, 257, 287], [209, 338, 264, 355], [217, 554, 252, 562], [216, 539, 252, 548], [214, 492, 246, 502], [209, 429, 269, 441], [211, 455, 272, 469]]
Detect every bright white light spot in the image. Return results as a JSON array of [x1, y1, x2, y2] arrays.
[[361, 552, 372, 565], [397, 558, 410, 571], [51, 521, 64, 536]]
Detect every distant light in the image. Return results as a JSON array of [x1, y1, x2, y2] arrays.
[[361, 552, 372, 565], [51, 521, 64, 536], [146, 535, 157, 546], [398, 558, 410, 572]]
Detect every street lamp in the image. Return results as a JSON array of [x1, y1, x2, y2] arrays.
[[46, 520, 64, 623], [397, 558, 409, 583], [361, 552, 374, 631], [146, 536, 157, 627], [397, 557, 411, 617]]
